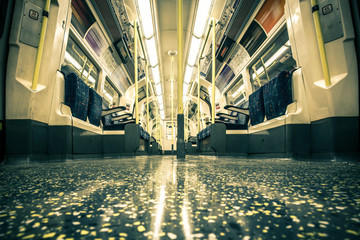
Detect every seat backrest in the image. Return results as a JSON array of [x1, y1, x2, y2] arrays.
[[88, 88, 102, 126], [249, 87, 265, 125], [64, 73, 89, 121], [263, 71, 293, 120]]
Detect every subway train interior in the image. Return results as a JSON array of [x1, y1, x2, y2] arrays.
[[0, 0, 360, 239]]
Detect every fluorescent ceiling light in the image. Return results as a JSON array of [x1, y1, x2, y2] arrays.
[[136, 0, 154, 38], [157, 95, 163, 105], [155, 83, 162, 96], [159, 102, 164, 110], [183, 96, 188, 105], [187, 36, 202, 66], [183, 83, 189, 95], [145, 37, 158, 67], [184, 65, 194, 84], [160, 110, 165, 119], [152, 65, 161, 84], [193, 0, 212, 38]]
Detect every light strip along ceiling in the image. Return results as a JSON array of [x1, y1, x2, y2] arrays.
[[136, 0, 165, 119], [183, 0, 213, 97]]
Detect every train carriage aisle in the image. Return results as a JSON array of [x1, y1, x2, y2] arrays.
[[0, 0, 359, 239]]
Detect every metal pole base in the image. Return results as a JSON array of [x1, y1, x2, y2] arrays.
[[176, 114, 185, 159]]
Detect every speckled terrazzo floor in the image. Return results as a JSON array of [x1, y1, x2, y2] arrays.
[[0, 156, 359, 240]]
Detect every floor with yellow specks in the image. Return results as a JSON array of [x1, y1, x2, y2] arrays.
[[0, 156, 359, 239]]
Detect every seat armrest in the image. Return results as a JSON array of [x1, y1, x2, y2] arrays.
[[112, 113, 132, 121], [217, 113, 238, 120], [61, 103, 72, 116], [101, 106, 126, 117], [224, 105, 249, 116]]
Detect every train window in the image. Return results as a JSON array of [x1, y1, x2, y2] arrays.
[[249, 29, 296, 91], [166, 122, 175, 140], [229, 76, 246, 106], [103, 78, 120, 108], [71, 0, 96, 37], [62, 36, 99, 89]]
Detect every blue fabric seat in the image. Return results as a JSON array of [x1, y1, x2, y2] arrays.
[[88, 88, 102, 126], [238, 100, 249, 125], [140, 126, 150, 140], [64, 73, 89, 121], [249, 87, 265, 125], [263, 71, 293, 120]]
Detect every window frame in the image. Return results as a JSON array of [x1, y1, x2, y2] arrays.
[[246, 24, 296, 91], [103, 76, 121, 108], [62, 29, 102, 90]]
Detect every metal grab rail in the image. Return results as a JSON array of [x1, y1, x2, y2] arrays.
[[31, 0, 51, 90], [134, 20, 139, 124], [311, 0, 331, 87], [211, 18, 216, 124], [177, 0, 183, 115]]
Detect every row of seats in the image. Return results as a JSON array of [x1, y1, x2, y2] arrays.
[[196, 70, 293, 141], [140, 126, 150, 141], [65, 72, 108, 126], [64, 72, 149, 135], [249, 70, 293, 125]]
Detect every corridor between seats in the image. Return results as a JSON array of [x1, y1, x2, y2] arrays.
[[0, 156, 359, 239]]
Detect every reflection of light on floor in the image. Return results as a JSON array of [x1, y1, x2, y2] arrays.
[[152, 158, 172, 240], [173, 162, 177, 185], [153, 185, 166, 240], [182, 201, 192, 240], [182, 165, 193, 240]]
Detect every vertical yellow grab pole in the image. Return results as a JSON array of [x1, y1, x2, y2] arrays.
[[177, 0, 183, 115], [311, 0, 331, 87], [134, 20, 139, 124], [160, 119, 162, 146], [146, 62, 149, 132], [177, 0, 185, 158], [171, 56, 174, 147], [211, 18, 216, 124], [157, 112, 160, 142], [197, 60, 201, 132], [31, 0, 51, 90]]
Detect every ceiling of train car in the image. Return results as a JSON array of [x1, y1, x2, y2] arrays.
[[157, 0, 195, 119], [109, 0, 226, 120]]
